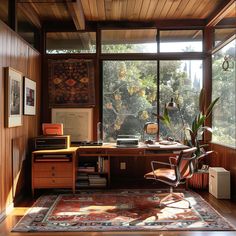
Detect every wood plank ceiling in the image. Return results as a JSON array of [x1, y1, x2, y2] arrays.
[[16, 0, 232, 24], [81, 0, 224, 21]]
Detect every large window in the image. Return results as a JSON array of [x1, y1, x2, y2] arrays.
[[46, 32, 96, 54], [212, 39, 236, 147], [160, 30, 203, 52], [103, 61, 157, 142], [17, 7, 39, 48], [159, 60, 203, 141], [102, 29, 157, 53]]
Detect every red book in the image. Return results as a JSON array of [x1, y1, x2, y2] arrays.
[[42, 123, 63, 135]]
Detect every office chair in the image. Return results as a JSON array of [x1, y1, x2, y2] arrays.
[[144, 147, 197, 209]]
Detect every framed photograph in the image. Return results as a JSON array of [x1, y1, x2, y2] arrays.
[[5, 67, 23, 127], [52, 108, 93, 142], [24, 77, 36, 115], [48, 59, 95, 107]]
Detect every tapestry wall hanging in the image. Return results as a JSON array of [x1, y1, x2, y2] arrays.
[[48, 59, 95, 107]]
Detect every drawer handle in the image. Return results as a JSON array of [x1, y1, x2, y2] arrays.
[[52, 173, 55, 176], [52, 179, 55, 183], [51, 166, 55, 170]]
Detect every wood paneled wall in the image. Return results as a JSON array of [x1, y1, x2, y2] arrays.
[[210, 143, 236, 199], [0, 20, 41, 221]]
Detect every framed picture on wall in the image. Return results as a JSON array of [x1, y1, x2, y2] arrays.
[[51, 108, 93, 142], [5, 67, 23, 127], [24, 77, 36, 115]]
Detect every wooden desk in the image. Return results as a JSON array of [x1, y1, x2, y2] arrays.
[[77, 142, 188, 188], [31, 143, 189, 194]]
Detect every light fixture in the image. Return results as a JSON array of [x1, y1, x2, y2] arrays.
[[166, 97, 187, 143], [166, 97, 178, 111]]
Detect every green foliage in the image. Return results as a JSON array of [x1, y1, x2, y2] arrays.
[[103, 59, 157, 141], [186, 88, 220, 156]]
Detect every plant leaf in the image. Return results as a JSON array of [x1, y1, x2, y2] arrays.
[[200, 126, 213, 133], [206, 97, 220, 118], [195, 114, 206, 131], [199, 88, 205, 113]]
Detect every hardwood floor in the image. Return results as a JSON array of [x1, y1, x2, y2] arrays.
[[1, 190, 236, 236]]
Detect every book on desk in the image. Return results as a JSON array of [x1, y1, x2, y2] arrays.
[[146, 141, 189, 150]]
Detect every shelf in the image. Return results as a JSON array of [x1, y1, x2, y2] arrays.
[[77, 170, 108, 174]]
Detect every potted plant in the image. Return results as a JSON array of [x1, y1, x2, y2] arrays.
[[185, 88, 219, 156], [156, 88, 220, 169]]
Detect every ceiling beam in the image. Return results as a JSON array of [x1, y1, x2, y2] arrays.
[[206, 0, 235, 26], [95, 19, 205, 29], [66, 0, 85, 30], [18, 3, 41, 28], [214, 17, 236, 28]]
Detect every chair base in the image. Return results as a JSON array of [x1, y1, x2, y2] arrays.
[[159, 192, 192, 209]]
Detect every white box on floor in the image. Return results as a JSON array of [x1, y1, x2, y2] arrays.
[[209, 167, 230, 199]]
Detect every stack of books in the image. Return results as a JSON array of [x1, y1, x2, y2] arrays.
[[76, 173, 89, 187], [88, 175, 107, 187], [97, 157, 109, 173], [78, 166, 95, 173]]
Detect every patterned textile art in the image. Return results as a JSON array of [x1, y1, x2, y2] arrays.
[[48, 59, 95, 107], [12, 190, 235, 232]]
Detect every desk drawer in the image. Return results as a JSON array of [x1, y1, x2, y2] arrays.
[[107, 149, 144, 156], [33, 162, 72, 172], [33, 163, 73, 178], [33, 178, 73, 187], [33, 170, 72, 178]]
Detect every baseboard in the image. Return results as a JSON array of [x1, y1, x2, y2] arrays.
[[0, 202, 14, 223]]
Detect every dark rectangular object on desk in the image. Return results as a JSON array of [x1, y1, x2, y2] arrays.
[[34, 135, 70, 150]]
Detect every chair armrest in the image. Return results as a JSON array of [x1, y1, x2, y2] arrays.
[[151, 160, 172, 167], [197, 151, 214, 161], [151, 161, 175, 179]]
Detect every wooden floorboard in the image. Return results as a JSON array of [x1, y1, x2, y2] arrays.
[[1, 190, 236, 236]]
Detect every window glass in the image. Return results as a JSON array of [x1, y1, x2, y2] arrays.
[[160, 30, 203, 52], [46, 32, 96, 54], [214, 2, 236, 47], [0, 0, 8, 24], [17, 7, 38, 48], [101, 29, 157, 53], [214, 28, 236, 46], [102, 61, 157, 142], [212, 39, 236, 147], [159, 60, 203, 141]]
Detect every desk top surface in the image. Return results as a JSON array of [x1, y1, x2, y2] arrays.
[[33, 142, 189, 154], [77, 142, 189, 150]]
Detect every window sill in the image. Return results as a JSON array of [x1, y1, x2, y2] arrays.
[[210, 141, 236, 150]]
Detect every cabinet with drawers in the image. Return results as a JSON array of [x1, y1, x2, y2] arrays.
[[32, 147, 78, 196]]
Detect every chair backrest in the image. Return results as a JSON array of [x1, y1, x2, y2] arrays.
[[176, 147, 197, 182]]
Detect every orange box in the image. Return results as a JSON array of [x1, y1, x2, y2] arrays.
[[42, 123, 63, 136]]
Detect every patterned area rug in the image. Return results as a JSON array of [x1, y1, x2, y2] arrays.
[[12, 190, 235, 232]]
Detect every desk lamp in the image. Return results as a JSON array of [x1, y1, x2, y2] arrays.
[[166, 97, 187, 142]]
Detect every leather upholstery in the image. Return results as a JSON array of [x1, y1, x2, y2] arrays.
[[144, 168, 176, 182]]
